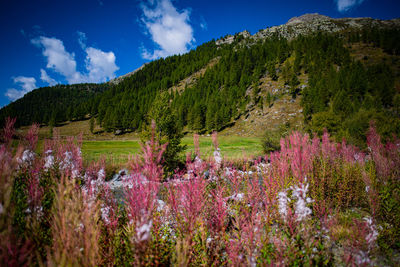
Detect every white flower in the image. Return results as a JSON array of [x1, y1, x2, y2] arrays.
[[44, 150, 54, 170], [71, 168, 80, 179], [127, 182, 133, 189], [249, 256, 257, 267], [224, 167, 232, 176], [22, 150, 35, 162], [256, 162, 269, 173], [101, 205, 110, 224], [213, 149, 222, 168], [59, 151, 81, 178], [97, 168, 106, 181], [25, 206, 44, 219], [277, 180, 314, 222], [364, 217, 378, 249], [278, 191, 289, 218], [294, 197, 312, 221], [292, 182, 313, 222], [136, 220, 153, 242], [0, 203, 3, 215], [228, 193, 244, 202], [60, 151, 74, 170], [194, 156, 203, 169], [89, 177, 104, 196], [18, 150, 35, 166], [156, 199, 165, 212], [354, 250, 371, 265]]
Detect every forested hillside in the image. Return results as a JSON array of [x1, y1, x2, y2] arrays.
[[299, 29, 400, 146], [0, 83, 109, 127], [1, 15, 400, 147], [95, 26, 400, 146], [96, 41, 218, 131]]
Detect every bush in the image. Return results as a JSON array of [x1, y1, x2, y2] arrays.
[[310, 111, 341, 136], [261, 131, 281, 154]]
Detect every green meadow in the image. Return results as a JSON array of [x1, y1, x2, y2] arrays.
[[81, 135, 263, 165]]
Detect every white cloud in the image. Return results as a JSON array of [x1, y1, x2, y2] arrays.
[[5, 76, 37, 101], [31, 34, 119, 84], [140, 0, 194, 60], [85, 47, 119, 83], [31, 36, 83, 84], [6, 33, 118, 103], [335, 0, 365, 12], [14, 77, 37, 92], [40, 69, 57, 86], [5, 89, 25, 102], [200, 16, 207, 30], [77, 31, 87, 49], [200, 22, 207, 30]]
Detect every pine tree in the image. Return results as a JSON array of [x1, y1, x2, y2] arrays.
[[144, 92, 186, 177]]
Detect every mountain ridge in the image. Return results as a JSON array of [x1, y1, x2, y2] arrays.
[[216, 13, 400, 46]]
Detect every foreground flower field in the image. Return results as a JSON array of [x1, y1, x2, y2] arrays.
[[1, 118, 399, 266]]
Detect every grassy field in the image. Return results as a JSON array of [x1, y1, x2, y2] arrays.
[[23, 119, 264, 165], [82, 135, 263, 165]]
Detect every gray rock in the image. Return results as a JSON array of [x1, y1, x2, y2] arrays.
[[216, 13, 400, 47]]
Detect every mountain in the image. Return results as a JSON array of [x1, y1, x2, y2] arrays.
[[1, 14, 400, 146], [261, 13, 400, 39]]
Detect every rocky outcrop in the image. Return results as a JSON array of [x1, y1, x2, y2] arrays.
[[215, 13, 400, 46], [286, 13, 331, 25], [253, 14, 400, 41], [216, 30, 251, 46], [108, 63, 148, 85]]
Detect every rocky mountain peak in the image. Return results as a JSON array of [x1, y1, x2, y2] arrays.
[[251, 14, 400, 42], [286, 13, 331, 25]]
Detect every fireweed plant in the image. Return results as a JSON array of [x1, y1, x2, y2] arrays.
[[0, 118, 399, 266]]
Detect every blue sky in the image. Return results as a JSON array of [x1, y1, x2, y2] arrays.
[[0, 0, 399, 107]]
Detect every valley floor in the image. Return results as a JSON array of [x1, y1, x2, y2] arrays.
[[19, 119, 264, 165]]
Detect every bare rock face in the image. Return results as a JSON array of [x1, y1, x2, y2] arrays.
[[286, 13, 331, 25], [216, 35, 235, 46], [253, 16, 341, 41], [215, 30, 251, 46]]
